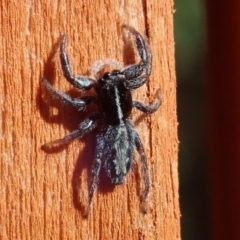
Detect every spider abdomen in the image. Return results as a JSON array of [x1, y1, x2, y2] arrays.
[[102, 121, 134, 184], [97, 71, 132, 125]]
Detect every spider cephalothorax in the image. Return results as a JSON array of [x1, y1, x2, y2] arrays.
[[42, 24, 162, 216]]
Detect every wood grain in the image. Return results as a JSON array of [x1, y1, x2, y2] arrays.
[[0, 0, 179, 239]]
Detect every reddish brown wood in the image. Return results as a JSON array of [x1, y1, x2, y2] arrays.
[[0, 1, 179, 239]]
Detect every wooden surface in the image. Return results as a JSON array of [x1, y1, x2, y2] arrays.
[[0, 1, 179, 239]]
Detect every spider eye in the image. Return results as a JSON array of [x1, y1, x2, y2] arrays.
[[111, 70, 120, 75], [102, 72, 110, 79]]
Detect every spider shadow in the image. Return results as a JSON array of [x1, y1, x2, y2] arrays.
[[122, 24, 136, 66]]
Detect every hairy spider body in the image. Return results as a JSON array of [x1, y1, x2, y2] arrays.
[[42, 24, 162, 215], [100, 120, 134, 184]]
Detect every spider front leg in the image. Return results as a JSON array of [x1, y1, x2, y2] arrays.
[[122, 24, 152, 89], [60, 34, 96, 90], [133, 89, 162, 114], [42, 77, 94, 110], [42, 114, 100, 150]]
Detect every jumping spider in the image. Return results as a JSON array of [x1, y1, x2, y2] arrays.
[[42, 24, 162, 216]]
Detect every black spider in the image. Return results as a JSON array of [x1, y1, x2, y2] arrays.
[[42, 24, 162, 216]]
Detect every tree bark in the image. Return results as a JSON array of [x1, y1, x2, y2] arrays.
[[0, 0, 179, 239]]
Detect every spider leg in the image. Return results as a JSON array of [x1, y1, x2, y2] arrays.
[[41, 114, 100, 150], [122, 24, 152, 89], [133, 89, 162, 114], [42, 77, 94, 110], [60, 34, 96, 90], [133, 128, 150, 213], [84, 131, 105, 217], [127, 76, 150, 90]]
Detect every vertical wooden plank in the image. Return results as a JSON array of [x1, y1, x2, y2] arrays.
[[207, 1, 240, 239], [0, 0, 179, 239], [145, 1, 180, 239]]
